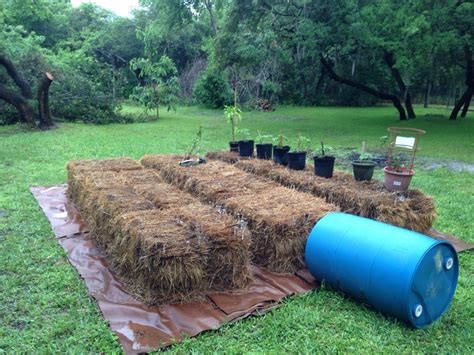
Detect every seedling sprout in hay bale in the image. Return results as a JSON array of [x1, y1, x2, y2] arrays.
[[140, 155, 338, 273], [205, 152, 437, 234], [67, 160, 251, 304]]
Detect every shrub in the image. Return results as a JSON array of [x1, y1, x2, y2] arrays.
[[193, 67, 232, 108]]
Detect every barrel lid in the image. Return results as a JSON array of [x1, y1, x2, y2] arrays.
[[408, 242, 458, 328]]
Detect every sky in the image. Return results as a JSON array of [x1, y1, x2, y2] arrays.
[[70, 0, 140, 17]]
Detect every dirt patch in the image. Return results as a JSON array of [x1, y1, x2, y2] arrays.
[[140, 154, 338, 273]]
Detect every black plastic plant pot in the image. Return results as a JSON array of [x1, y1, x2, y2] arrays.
[[273, 145, 291, 166], [352, 160, 376, 181], [256, 143, 273, 160], [238, 140, 254, 157], [288, 151, 307, 170], [314, 155, 336, 178], [229, 141, 239, 152]]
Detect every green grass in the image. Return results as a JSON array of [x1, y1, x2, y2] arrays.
[[0, 105, 473, 353]]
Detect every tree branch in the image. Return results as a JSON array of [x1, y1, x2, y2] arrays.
[[320, 55, 407, 120], [0, 55, 33, 99]]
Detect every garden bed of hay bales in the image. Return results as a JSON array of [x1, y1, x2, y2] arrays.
[[206, 151, 437, 234], [140, 154, 338, 273], [66, 160, 251, 305]]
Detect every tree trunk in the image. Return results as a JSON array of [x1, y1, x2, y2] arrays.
[[37, 72, 54, 129], [320, 56, 407, 120], [0, 55, 33, 99], [383, 51, 416, 119], [0, 85, 36, 126], [450, 88, 472, 120], [450, 46, 473, 120], [461, 90, 472, 117], [315, 69, 325, 95], [423, 82, 432, 108], [204, 0, 217, 36]]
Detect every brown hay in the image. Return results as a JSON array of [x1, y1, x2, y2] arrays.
[[206, 151, 437, 233], [140, 155, 338, 273], [67, 158, 251, 304]]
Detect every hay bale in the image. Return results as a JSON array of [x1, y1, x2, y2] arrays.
[[67, 159, 252, 304], [67, 158, 142, 203], [205, 152, 437, 233], [140, 155, 338, 273]]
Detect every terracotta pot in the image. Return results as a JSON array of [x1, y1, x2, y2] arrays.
[[383, 166, 414, 191]]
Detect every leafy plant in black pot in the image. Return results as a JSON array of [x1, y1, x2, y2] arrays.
[[352, 142, 376, 181], [237, 128, 254, 157], [224, 105, 241, 152], [272, 130, 290, 166], [255, 130, 273, 160], [314, 141, 335, 178], [288, 134, 311, 170]]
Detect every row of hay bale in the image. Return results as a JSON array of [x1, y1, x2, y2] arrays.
[[205, 151, 437, 233], [140, 155, 338, 273], [67, 158, 251, 304]]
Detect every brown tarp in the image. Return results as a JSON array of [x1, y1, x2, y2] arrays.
[[29, 185, 472, 353], [30, 185, 319, 353]]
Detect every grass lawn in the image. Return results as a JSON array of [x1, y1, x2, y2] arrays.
[[0, 105, 473, 353]]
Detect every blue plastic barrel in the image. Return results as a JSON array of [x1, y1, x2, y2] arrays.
[[305, 212, 458, 328]]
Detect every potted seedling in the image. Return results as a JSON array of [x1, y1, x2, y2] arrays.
[[314, 141, 335, 178], [272, 129, 291, 166], [255, 130, 274, 160], [383, 154, 414, 191], [288, 133, 311, 170], [383, 127, 425, 191], [224, 105, 242, 152], [237, 128, 254, 157], [352, 141, 376, 181]]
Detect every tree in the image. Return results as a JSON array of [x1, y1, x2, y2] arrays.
[[130, 56, 180, 119], [0, 54, 54, 129]]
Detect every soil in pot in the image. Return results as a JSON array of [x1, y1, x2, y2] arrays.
[[314, 156, 336, 178], [256, 143, 273, 160], [352, 160, 376, 181], [238, 140, 254, 157], [229, 141, 239, 152], [288, 151, 307, 170], [273, 146, 291, 166], [383, 166, 414, 191]]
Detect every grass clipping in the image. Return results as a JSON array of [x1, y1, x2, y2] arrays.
[[206, 151, 437, 234], [67, 159, 251, 305], [141, 154, 338, 273]]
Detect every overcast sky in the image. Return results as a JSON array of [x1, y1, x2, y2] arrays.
[[70, 0, 140, 17]]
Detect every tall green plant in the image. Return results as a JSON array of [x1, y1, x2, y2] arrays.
[[129, 55, 179, 120], [223, 105, 242, 142]]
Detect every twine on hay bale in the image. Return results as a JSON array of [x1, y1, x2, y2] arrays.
[[140, 155, 338, 273], [205, 151, 437, 234], [67, 159, 251, 304]]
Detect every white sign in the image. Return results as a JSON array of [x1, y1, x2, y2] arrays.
[[395, 136, 416, 149]]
